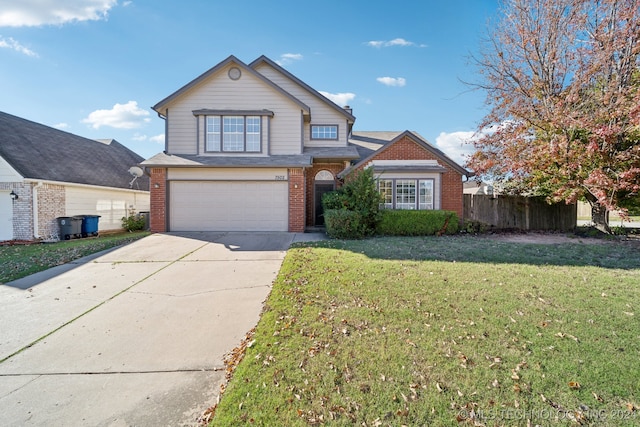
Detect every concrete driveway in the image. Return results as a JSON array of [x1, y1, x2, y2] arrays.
[[0, 232, 324, 427]]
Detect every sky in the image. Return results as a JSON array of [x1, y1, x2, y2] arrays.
[[0, 0, 499, 166]]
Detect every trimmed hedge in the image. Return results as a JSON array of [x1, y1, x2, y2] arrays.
[[324, 209, 371, 239], [376, 210, 459, 236]]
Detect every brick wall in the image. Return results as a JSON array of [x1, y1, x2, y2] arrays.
[[305, 162, 345, 226], [288, 168, 305, 232], [149, 168, 167, 232], [352, 135, 465, 220], [37, 183, 65, 240]]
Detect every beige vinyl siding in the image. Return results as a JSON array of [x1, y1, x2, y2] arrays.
[[165, 64, 304, 156], [65, 186, 150, 231], [0, 156, 23, 182], [168, 168, 288, 181], [254, 64, 349, 148]]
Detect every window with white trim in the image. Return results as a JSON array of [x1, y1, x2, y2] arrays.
[[311, 125, 338, 140], [395, 180, 416, 210], [419, 180, 434, 210], [378, 178, 435, 210], [379, 179, 393, 209], [206, 115, 261, 152]]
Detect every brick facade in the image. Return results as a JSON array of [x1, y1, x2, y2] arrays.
[[1, 182, 65, 241], [36, 183, 65, 240], [352, 135, 465, 220], [305, 162, 345, 226], [149, 168, 167, 232], [288, 168, 305, 232]]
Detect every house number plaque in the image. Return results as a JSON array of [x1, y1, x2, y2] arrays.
[[275, 175, 286, 181]]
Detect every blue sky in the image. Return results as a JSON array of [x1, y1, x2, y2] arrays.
[[0, 0, 498, 165]]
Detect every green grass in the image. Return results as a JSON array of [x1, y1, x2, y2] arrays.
[[0, 232, 150, 283], [211, 235, 640, 426]]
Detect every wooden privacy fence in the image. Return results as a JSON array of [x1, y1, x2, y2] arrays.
[[463, 194, 577, 231]]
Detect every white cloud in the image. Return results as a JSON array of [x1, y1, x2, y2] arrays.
[[435, 131, 478, 166], [0, 0, 117, 27], [149, 134, 165, 144], [376, 77, 406, 87], [82, 101, 151, 129], [318, 91, 356, 107], [132, 133, 147, 141], [366, 38, 426, 48], [53, 122, 69, 129], [0, 36, 38, 57], [275, 53, 303, 66]]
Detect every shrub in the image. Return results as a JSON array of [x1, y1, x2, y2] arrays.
[[324, 209, 369, 239], [322, 168, 383, 239], [376, 210, 459, 236], [121, 210, 147, 232]]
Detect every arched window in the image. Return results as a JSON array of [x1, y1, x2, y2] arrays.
[[315, 170, 334, 181]]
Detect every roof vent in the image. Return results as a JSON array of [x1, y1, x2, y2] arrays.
[[343, 105, 353, 115]]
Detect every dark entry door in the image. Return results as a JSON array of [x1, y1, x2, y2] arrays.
[[314, 183, 335, 225]]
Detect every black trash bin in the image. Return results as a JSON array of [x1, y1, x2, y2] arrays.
[[77, 215, 101, 237], [139, 211, 150, 231], [57, 217, 82, 240]]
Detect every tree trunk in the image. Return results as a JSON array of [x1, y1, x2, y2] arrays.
[[585, 193, 611, 233]]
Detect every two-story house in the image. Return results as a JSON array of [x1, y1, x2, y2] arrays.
[[142, 55, 469, 233]]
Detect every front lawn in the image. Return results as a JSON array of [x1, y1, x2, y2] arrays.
[[0, 232, 150, 284], [211, 235, 640, 426]]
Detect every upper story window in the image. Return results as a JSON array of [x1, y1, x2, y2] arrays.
[[311, 125, 338, 140], [206, 115, 261, 152]]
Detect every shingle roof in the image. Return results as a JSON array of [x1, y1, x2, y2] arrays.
[[342, 130, 471, 178], [0, 111, 149, 191], [141, 152, 313, 168]]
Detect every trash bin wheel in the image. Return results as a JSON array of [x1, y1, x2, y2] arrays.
[[64, 234, 71, 240]]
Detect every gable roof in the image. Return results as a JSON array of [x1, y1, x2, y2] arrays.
[[343, 130, 471, 177], [0, 111, 149, 191], [249, 55, 356, 124], [152, 55, 310, 116]]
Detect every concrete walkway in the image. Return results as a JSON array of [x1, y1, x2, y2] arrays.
[[0, 231, 326, 427]]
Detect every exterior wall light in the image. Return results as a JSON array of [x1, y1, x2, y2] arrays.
[[10, 190, 18, 200]]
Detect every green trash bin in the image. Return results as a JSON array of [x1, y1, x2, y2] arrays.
[[57, 217, 82, 240]]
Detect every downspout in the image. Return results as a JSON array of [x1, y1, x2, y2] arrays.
[[33, 181, 43, 239]]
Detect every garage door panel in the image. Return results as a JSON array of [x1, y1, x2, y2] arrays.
[[170, 181, 288, 231]]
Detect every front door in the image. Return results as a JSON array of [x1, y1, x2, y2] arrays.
[[314, 183, 335, 226]]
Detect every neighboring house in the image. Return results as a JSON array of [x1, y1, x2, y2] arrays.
[[142, 55, 469, 233], [0, 111, 150, 241], [463, 180, 495, 196]]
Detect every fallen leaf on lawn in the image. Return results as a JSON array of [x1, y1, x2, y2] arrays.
[[592, 392, 604, 402], [457, 390, 464, 397], [436, 382, 445, 393], [492, 379, 500, 388], [623, 311, 634, 316], [626, 402, 637, 411], [568, 381, 581, 390]]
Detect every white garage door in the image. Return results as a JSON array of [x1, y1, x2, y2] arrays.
[[170, 181, 288, 231]]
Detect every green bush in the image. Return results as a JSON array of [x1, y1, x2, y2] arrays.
[[322, 191, 349, 210], [121, 212, 147, 232], [376, 210, 459, 236], [321, 168, 383, 239], [324, 209, 369, 239]]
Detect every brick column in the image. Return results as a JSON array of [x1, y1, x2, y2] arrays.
[[149, 168, 167, 232], [288, 168, 305, 232]]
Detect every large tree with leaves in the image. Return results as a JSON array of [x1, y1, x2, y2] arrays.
[[468, 0, 640, 230]]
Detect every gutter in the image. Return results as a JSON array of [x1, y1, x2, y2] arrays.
[[32, 181, 43, 239]]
